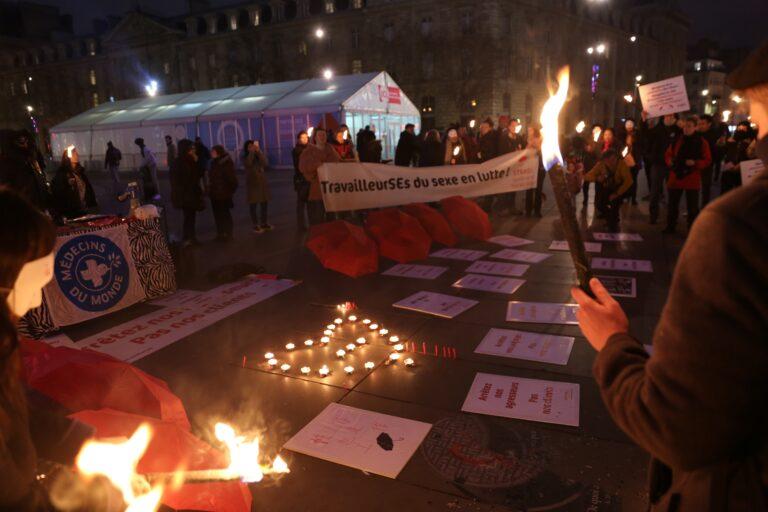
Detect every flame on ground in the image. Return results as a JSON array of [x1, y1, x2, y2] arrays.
[[214, 422, 290, 483], [75, 424, 163, 512], [540, 66, 570, 171]]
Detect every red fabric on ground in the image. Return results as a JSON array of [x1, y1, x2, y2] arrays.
[[401, 203, 458, 247], [439, 196, 492, 241], [306, 220, 379, 277], [365, 208, 432, 263]]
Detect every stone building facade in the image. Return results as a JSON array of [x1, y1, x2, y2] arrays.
[[0, 0, 688, 144]]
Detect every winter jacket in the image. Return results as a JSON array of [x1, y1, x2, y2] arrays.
[[299, 144, 340, 201], [665, 135, 712, 190], [594, 164, 768, 512], [444, 139, 468, 165], [166, 142, 177, 169], [641, 120, 681, 167], [244, 150, 270, 203], [208, 154, 238, 202], [419, 140, 444, 167], [292, 143, 309, 193], [331, 140, 357, 162], [0, 146, 51, 211], [104, 145, 121, 168], [584, 159, 633, 197], [394, 130, 420, 166], [139, 146, 157, 171], [50, 163, 97, 219], [170, 153, 205, 211], [498, 131, 525, 154], [477, 130, 499, 162]]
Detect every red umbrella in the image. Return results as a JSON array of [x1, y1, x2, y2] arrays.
[[20, 340, 190, 429], [365, 208, 432, 263], [306, 220, 379, 277], [440, 196, 493, 241], [71, 409, 251, 512], [401, 203, 458, 247]]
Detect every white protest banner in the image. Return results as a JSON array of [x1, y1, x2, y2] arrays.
[[506, 301, 579, 325], [452, 274, 525, 295], [638, 75, 691, 118], [487, 235, 534, 248], [592, 233, 643, 242], [591, 258, 653, 273], [549, 241, 602, 253], [78, 277, 297, 362], [465, 260, 529, 277], [491, 248, 551, 263], [740, 159, 765, 186], [430, 248, 488, 261], [148, 289, 204, 307], [284, 403, 432, 479], [461, 373, 580, 427], [318, 149, 539, 212], [393, 291, 478, 319], [382, 263, 448, 280], [475, 328, 574, 366]]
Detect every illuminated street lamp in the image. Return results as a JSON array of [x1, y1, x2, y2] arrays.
[[596, 43, 606, 54], [635, 75, 643, 82], [315, 27, 325, 39], [144, 80, 158, 97], [322, 68, 333, 80], [623, 94, 634, 103], [586, 47, 594, 55], [25, 105, 33, 113], [630, 35, 637, 42], [701, 89, 709, 97]]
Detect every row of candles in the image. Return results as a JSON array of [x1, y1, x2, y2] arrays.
[[262, 312, 415, 377]]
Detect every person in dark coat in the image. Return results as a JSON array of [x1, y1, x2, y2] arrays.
[[524, 126, 545, 217], [165, 135, 177, 170], [640, 111, 681, 224], [697, 114, 720, 207], [104, 140, 122, 195], [394, 123, 420, 167], [0, 130, 51, 213], [194, 136, 211, 173], [170, 139, 205, 245], [207, 145, 238, 241], [496, 118, 525, 215], [243, 139, 271, 233], [721, 121, 755, 194], [418, 129, 443, 167], [299, 128, 340, 225], [50, 147, 97, 220], [570, 42, 768, 512], [292, 131, 310, 230]]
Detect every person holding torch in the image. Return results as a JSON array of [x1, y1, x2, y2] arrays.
[[572, 42, 768, 510]]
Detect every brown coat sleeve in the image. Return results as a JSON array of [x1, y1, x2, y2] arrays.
[[594, 208, 768, 470]]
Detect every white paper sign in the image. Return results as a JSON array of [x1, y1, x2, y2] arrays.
[[382, 263, 448, 280], [638, 75, 691, 118], [548, 241, 602, 253], [461, 373, 580, 427], [487, 235, 534, 248], [430, 248, 488, 261], [465, 260, 529, 277], [740, 159, 765, 186], [597, 275, 637, 298], [591, 258, 653, 273], [475, 328, 574, 365], [506, 301, 579, 325], [452, 274, 525, 295], [393, 291, 478, 319], [592, 233, 644, 242], [284, 403, 432, 479], [491, 248, 551, 263]]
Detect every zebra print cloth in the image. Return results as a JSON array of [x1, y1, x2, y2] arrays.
[[19, 217, 176, 339]]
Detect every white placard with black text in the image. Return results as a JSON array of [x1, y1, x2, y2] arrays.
[[393, 291, 478, 319], [465, 260, 529, 277], [475, 328, 575, 365], [430, 248, 488, 261], [506, 301, 580, 325], [491, 248, 551, 263], [549, 241, 603, 253], [638, 75, 691, 118], [452, 274, 525, 295], [591, 258, 653, 273], [382, 263, 448, 280]]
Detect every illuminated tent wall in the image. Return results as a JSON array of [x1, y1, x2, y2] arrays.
[[50, 71, 420, 170]]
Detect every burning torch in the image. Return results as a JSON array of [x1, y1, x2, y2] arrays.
[[540, 67, 594, 295]]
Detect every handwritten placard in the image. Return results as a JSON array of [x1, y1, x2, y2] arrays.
[[393, 291, 478, 319], [592, 233, 643, 242], [549, 241, 602, 253], [382, 263, 448, 280], [491, 248, 551, 263], [740, 159, 765, 186], [430, 248, 488, 261], [591, 258, 653, 273], [475, 328, 574, 365], [452, 274, 525, 295], [487, 235, 534, 248], [465, 260, 529, 277], [638, 75, 691, 118], [506, 301, 579, 325]]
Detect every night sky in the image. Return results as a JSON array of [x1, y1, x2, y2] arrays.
[[28, 0, 768, 49]]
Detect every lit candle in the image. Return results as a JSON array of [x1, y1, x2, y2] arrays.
[[356, 337, 366, 345], [326, 324, 336, 330], [285, 342, 295, 351], [404, 358, 415, 367], [320, 336, 330, 344], [345, 343, 356, 351], [334, 318, 343, 325], [379, 328, 389, 335], [348, 315, 358, 322], [394, 343, 404, 352], [369, 323, 379, 330], [264, 352, 275, 359], [362, 319, 371, 325], [304, 339, 314, 347], [280, 363, 291, 372], [300, 366, 311, 375], [318, 365, 330, 377], [344, 365, 354, 375], [364, 361, 375, 370], [267, 358, 278, 367], [323, 329, 334, 336], [389, 352, 401, 362], [389, 335, 399, 344], [336, 349, 346, 358]]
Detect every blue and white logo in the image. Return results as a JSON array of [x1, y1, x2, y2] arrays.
[[55, 234, 129, 312]]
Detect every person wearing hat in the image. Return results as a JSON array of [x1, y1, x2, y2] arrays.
[[570, 41, 768, 511]]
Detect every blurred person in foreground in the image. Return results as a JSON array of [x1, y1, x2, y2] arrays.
[[571, 42, 768, 511]]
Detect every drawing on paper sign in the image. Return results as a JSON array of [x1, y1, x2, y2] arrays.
[[393, 291, 478, 319], [506, 301, 580, 325], [284, 403, 432, 479]]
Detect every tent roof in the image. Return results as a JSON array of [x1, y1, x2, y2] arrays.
[[51, 72, 417, 132]]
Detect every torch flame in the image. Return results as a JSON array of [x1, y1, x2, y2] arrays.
[[75, 424, 163, 512], [342, 129, 348, 140], [540, 67, 570, 171], [514, 124, 523, 134], [66, 145, 75, 159], [622, 146, 629, 158], [575, 120, 586, 133], [214, 422, 290, 483], [469, 119, 476, 129], [307, 126, 314, 138], [452, 145, 461, 157], [592, 127, 602, 143]]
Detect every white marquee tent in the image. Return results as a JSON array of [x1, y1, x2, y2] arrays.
[[50, 71, 420, 170]]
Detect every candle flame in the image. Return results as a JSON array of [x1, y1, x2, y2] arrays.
[[214, 422, 289, 483], [469, 119, 476, 128], [514, 124, 522, 134], [592, 127, 602, 143], [66, 144, 75, 159], [75, 424, 163, 512], [307, 126, 314, 138], [342, 130, 348, 140], [575, 120, 586, 133], [540, 66, 570, 171]]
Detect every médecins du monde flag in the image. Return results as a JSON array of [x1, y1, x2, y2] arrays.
[[44, 223, 146, 326], [318, 149, 539, 212]]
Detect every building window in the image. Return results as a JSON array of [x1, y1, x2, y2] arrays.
[[694, 61, 702, 71], [352, 0, 363, 7], [230, 15, 238, 31], [189, 56, 197, 70], [351, 28, 360, 49], [21, 82, 28, 95], [461, 12, 473, 34], [10, 83, 15, 96], [163, 62, 171, 74], [253, 12, 260, 26], [89, 69, 96, 86], [299, 41, 308, 56], [208, 53, 216, 67], [421, 95, 435, 114], [383, 22, 394, 42], [88, 41, 96, 56], [503, 92, 511, 111], [232, 74, 239, 86], [92, 92, 99, 107], [325, 0, 335, 13], [420, 17, 432, 37], [352, 59, 362, 74]]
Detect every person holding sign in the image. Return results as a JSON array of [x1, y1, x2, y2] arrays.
[[571, 41, 768, 511]]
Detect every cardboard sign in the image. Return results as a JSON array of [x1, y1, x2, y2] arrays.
[[487, 235, 534, 248], [461, 373, 580, 427], [506, 301, 579, 325], [740, 159, 765, 186], [475, 328, 574, 365], [592, 233, 643, 242], [284, 403, 432, 479], [591, 258, 653, 273], [548, 241, 602, 253], [638, 75, 691, 118], [393, 291, 478, 319], [597, 275, 637, 298], [491, 249, 551, 263], [430, 248, 488, 261], [452, 274, 525, 295], [465, 260, 529, 277], [382, 263, 448, 280]]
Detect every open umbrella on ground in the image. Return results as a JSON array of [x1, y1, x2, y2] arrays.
[[401, 203, 458, 247], [20, 340, 190, 429], [71, 409, 252, 512], [440, 196, 493, 241], [364, 208, 432, 263], [306, 220, 379, 278]]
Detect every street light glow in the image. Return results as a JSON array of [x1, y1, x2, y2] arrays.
[[144, 80, 159, 97], [315, 27, 325, 38], [596, 43, 606, 54], [732, 94, 743, 103], [586, 47, 594, 55], [630, 35, 637, 42], [635, 75, 643, 82], [322, 68, 333, 80], [701, 89, 709, 96], [25, 105, 33, 113], [623, 94, 634, 103]]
